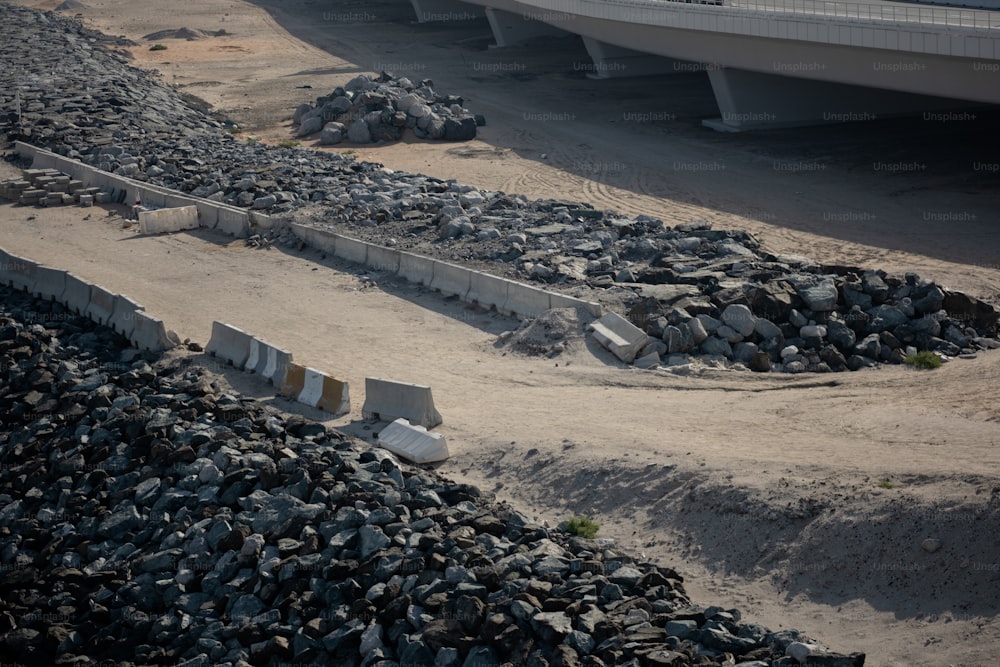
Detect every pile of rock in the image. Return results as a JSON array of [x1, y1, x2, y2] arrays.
[[293, 72, 484, 145], [0, 286, 866, 665], [0, 168, 102, 206], [0, 4, 996, 374]]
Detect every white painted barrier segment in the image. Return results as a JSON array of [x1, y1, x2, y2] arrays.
[[31, 265, 66, 301], [429, 260, 472, 299], [2, 256, 37, 292], [335, 235, 369, 265], [466, 270, 509, 312], [109, 294, 144, 338], [85, 285, 117, 327], [205, 321, 253, 368], [398, 251, 435, 286], [246, 337, 293, 385], [549, 291, 603, 318], [289, 223, 337, 254], [588, 311, 651, 364], [366, 245, 401, 274], [362, 377, 443, 429], [130, 312, 180, 352], [504, 282, 553, 319], [278, 363, 350, 416], [377, 418, 450, 464], [138, 206, 199, 234], [62, 273, 92, 315]]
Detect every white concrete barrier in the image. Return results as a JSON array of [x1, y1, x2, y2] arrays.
[[205, 321, 254, 368], [589, 311, 651, 364], [85, 285, 117, 326], [62, 273, 92, 315], [1, 254, 37, 292], [216, 207, 250, 237], [549, 292, 603, 318], [130, 311, 180, 352], [31, 265, 66, 302], [109, 294, 144, 338], [366, 244, 401, 274], [334, 235, 368, 265], [466, 270, 510, 311], [398, 251, 435, 286], [138, 206, 199, 234], [429, 260, 471, 299], [289, 223, 338, 254], [246, 337, 293, 386], [377, 418, 449, 464], [362, 377, 443, 429], [503, 283, 552, 319], [279, 363, 351, 416]]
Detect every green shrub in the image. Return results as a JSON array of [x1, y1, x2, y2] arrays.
[[877, 479, 895, 489], [278, 140, 301, 149], [905, 351, 942, 370], [565, 516, 600, 539], [149, 44, 167, 51]]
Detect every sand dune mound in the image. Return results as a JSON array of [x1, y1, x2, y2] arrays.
[[55, 0, 86, 11]]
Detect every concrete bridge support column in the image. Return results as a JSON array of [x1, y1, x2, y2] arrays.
[[484, 8, 571, 47], [580, 36, 682, 79], [409, 0, 484, 23], [704, 67, 973, 131]]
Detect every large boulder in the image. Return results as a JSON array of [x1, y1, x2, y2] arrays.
[[347, 119, 372, 143]]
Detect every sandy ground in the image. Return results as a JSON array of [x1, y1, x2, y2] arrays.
[[5, 1, 1000, 665]]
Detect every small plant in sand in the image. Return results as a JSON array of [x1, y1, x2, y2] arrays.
[[149, 44, 167, 51], [278, 140, 300, 149], [904, 351, 942, 370], [877, 479, 895, 489], [245, 136, 260, 144], [565, 516, 600, 539]]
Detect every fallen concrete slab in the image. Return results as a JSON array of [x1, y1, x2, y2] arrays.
[[376, 418, 449, 464], [588, 311, 650, 364]]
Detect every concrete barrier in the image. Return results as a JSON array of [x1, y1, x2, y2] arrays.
[[334, 234, 368, 265], [62, 273, 92, 314], [1, 254, 38, 292], [131, 311, 180, 352], [85, 285, 117, 326], [588, 311, 651, 364], [109, 295, 144, 338], [429, 260, 471, 299], [302, 367, 351, 416], [398, 251, 435, 286], [366, 244, 401, 274], [503, 283, 552, 319], [246, 337, 293, 386], [216, 207, 250, 237], [138, 206, 199, 234], [205, 321, 253, 368], [549, 292, 603, 318], [278, 363, 351, 416], [362, 377, 443, 429], [289, 223, 338, 255], [466, 270, 510, 312], [31, 265, 67, 302], [376, 418, 450, 464]]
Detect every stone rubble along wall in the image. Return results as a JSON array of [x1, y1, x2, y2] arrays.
[[0, 284, 866, 666], [2, 4, 995, 374]]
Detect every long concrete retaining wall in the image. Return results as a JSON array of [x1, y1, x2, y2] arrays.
[[0, 246, 180, 352], [288, 223, 602, 320], [14, 142, 271, 238]]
